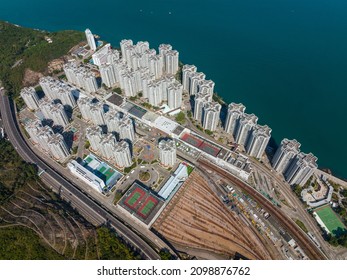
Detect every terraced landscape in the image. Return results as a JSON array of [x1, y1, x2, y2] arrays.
[[0, 181, 98, 259], [0, 139, 137, 260]]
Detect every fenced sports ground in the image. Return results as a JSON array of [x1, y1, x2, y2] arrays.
[[314, 205, 346, 237], [119, 182, 164, 225], [181, 133, 221, 157], [82, 154, 122, 192]]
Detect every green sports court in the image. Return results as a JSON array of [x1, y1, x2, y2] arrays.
[[119, 182, 164, 225], [82, 154, 123, 192], [314, 206, 346, 236]]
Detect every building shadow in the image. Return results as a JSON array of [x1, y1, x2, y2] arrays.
[[265, 136, 279, 163], [62, 129, 74, 150], [36, 89, 45, 99], [220, 103, 228, 128]]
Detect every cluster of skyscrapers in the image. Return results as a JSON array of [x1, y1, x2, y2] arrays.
[[92, 43, 119, 66], [182, 64, 221, 131], [19, 78, 79, 163], [20, 78, 75, 129], [64, 62, 98, 93], [158, 139, 177, 167], [180, 57, 318, 183], [19, 29, 319, 187], [271, 139, 318, 186], [85, 126, 133, 168], [224, 103, 272, 159], [40, 100, 69, 128], [76, 94, 136, 168], [39, 76, 77, 108], [88, 35, 182, 110], [25, 119, 70, 162], [77, 97, 106, 125], [77, 97, 135, 142]]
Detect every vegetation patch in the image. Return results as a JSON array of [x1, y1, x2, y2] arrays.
[[139, 171, 151, 182], [175, 111, 186, 125], [124, 161, 137, 173], [0, 139, 38, 202], [294, 219, 308, 233], [0, 226, 65, 260], [96, 227, 139, 260], [187, 165, 194, 175], [0, 21, 84, 100]]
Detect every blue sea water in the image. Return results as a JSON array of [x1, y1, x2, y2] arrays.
[[1, 0, 347, 178]]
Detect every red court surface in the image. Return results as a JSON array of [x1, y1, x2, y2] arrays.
[[124, 187, 145, 210], [138, 196, 159, 218], [181, 133, 221, 157], [119, 183, 164, 225]]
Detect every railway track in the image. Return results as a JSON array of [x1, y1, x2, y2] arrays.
[[198, 158, 326, 260]]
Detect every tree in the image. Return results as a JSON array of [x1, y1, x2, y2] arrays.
[[159, 249, 173, 260], [0, 21, 84, 100], [175, 111, 186, 125], [114, 191, 123, 204], [84, 141, 90, 149], [71, 146, 78, 154], [96, 227, 138, 259], [113, 87, 122, 95]]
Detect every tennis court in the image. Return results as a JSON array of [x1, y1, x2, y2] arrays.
[[119, 182, 164, 225], [124, 187, 145, 209], [138, 197, 158, 218], [181, 133, 222, 157], [315, 206, 346, 236], [127, 192, 141, 206], [200, 142, 221, 157], [181, 133, 203, 148]]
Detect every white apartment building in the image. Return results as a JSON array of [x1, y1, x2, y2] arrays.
[[20, 87, 40, 110], [158, 139, 176, 167]]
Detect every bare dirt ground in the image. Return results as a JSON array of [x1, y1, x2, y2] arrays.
[[153, 171, 273, 260], [48, 57, 68, 74], [22, 69, 43, 87], [0, 182, 99, 259]]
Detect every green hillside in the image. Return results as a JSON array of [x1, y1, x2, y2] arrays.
[[0, 21, 84, 98]]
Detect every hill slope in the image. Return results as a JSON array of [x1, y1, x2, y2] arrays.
[[0, 21, 84, 98]]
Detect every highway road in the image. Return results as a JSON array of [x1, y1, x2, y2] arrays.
[[0, 90, 160, 260]]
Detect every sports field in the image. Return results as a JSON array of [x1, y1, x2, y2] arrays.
[[138, 197, 158, 218], [82, 154, 123, 192], [119, 183, 163, 224], [85, 156, 93, 164], [315, 206, 346, 236], [98, 166, 106, 173], [104, 168, 115, 181], [200, 142, 221, 157], [180, 133, 221, 157], [181, 133, 203, 147], [124, 187, 145, 210]]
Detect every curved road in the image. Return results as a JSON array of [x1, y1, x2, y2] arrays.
[[0, 91, 159, 260]]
